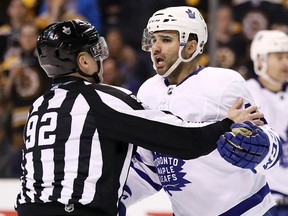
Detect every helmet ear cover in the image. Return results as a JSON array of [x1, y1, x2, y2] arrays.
[[188, 33, 198, 42]]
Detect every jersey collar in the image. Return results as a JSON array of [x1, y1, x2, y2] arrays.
[[164, 66, 205, 87]]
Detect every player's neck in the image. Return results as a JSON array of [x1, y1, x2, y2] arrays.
[[167, 62, 199, 84], [258, 76, 283, 92]]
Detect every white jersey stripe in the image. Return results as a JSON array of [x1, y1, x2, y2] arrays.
[[25, 152, 35, 202], [48, 88, 67, 109], [79, 129, 102, 204], [59, 94, 89, 203]]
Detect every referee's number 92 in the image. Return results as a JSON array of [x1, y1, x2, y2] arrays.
[[26, 112, 58, 150]]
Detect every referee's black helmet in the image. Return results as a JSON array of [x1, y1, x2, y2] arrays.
[[37, 19, 109, 78]]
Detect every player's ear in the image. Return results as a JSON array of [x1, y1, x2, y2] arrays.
[[185, 40, 197, 56], [256, 54, 263, 71]]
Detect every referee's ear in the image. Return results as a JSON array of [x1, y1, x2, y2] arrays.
[[77, 52, 98, 76]]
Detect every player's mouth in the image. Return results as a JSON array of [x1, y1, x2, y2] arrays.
[[154, 55, 165, 69]]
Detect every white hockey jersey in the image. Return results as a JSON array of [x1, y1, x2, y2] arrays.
[[246, 78, 288, 204], [121, 67, 279, 216]]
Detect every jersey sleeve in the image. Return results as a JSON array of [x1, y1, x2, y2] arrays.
[[119, 147, 162, 215], [222, 79, 281, 173], [254, 124, 281, 173], [89, 84, 234, 160], [95, 98, 233, 159]]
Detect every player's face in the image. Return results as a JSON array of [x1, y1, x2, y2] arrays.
[[150, 31, 179, 76], [266, 52, 288, 83]]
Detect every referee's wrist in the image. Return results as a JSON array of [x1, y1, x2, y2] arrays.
[[221, 118, 234, 128]]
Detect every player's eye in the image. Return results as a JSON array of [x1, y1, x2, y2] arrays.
[[162, 38, 171, 43]]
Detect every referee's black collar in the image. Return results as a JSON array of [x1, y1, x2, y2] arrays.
[[52, 76, 88, 85]]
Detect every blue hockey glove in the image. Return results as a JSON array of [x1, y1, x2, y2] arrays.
[[217, 121, 269, 172]]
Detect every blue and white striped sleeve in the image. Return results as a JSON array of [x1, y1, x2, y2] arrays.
[[119, 147, 162, 215]]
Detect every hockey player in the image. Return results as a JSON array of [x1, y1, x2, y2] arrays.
[[120, 6, 281, 216], [247, 30, 288, 216]]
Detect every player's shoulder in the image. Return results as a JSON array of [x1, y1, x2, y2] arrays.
[[206, 67, 243, 79], [195, 67, 246, 91], [204, 67, 244, 81], [245, 78, 259, 87], [141, 74, 163, 86], [138, 74, 163, 92]]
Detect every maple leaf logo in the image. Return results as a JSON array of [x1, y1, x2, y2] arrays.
[[62, 26, 71, 35], [153, 152, 191, 196]]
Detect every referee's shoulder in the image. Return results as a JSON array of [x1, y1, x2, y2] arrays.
[[93, 83, 144, 109], [94, 83, 132, 95]]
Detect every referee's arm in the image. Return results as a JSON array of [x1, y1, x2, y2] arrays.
[[90, 86, 232, 159]]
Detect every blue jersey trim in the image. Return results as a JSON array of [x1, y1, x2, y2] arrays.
[[255, 77, 288, 93], [164, 66, 206, 86], [135, 152, 158, 173], [130, 161, 162, 191], [244, 103, 267, 124], [219, 183, 271, 216], [270, 190, 288, 198]]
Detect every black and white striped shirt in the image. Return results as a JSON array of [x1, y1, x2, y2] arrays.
[[16, 76, 232, 215]]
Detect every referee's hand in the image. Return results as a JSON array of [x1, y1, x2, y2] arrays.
[[227, 98, 264, 126]]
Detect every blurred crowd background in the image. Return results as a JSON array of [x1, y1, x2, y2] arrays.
[[0, 0, 288, 178]]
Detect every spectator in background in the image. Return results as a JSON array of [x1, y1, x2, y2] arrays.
[[236, 9, 270, 79], [102, 57, 125, 87], [1, 22, 51, 177], [0, 123, 12, 177], [0, 0, 31, 176], [214, 3, 248, 78], [247, 30, 288, 216], [34, 0, 86, 30], [0, 1, 10, 25], [0, 100, 12, 177], [0, 0, 29, 62], [99, 0, 122, 34], [105, 27, 141, 93], [215, 3, 239, 66], [112, 0, 187, 50], [233, 0, 288, 35], [105, 27, 156, 93], [232, 0, 288, 79], [39, 0, 103, 33]]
